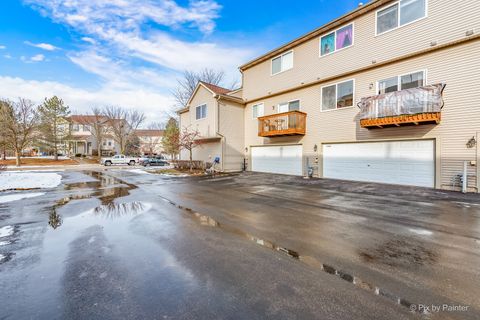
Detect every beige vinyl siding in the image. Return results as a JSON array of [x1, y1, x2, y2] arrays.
[[242, 0, 480, 100], [187, 86, 218, 138], [244, 39, 480, 191], [218, 100, 245, 171]]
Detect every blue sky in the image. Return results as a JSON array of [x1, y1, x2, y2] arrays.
[[0, 0, 362, 124]]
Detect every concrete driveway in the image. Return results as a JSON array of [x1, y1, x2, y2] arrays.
[[0, 170, 478, 319]]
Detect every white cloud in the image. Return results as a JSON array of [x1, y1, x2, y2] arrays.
[[25, 41, 59, 51], [21, 54, 45, 63], [24, 0, 255, 75], [0, 45, 6, 49], [81, 37, 96, 44], [3, 54, 12, 59], [0, 76, 175, 123]]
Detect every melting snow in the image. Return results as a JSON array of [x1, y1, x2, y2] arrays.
[[0, 192, 45, 203], [0, 241, 11, 246], [0, 225, 14, 238], [0, 172, 62, 191]]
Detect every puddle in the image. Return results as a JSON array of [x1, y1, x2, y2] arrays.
[[47, 171, 138, 229], [157, 194, 421, 314]]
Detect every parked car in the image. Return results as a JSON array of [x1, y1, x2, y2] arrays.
[[142, 158, 169, 167], [101, 154, 138, 166]]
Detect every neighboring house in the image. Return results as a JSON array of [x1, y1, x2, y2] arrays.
[[179, 81, 245, 171], [180, 0, 480, 192], [66, 115, 119, 156], [135, 129, 164, 156]]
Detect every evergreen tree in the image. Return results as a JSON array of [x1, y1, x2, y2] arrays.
[[161, 117, 180, 159], [38, 96, 70, 160]]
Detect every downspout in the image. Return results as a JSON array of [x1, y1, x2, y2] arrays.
[[214, 95, 225, 172]]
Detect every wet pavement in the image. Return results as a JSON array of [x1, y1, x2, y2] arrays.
[[1, 169, 479, 319]]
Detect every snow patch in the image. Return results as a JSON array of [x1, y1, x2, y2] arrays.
[[0, 225, 14, 238], [0, 172, 62, 191], [0, 241, 11, 246], [126, 169, 151, 175], [0, 192, 45, 203], [0, 254, 5, 262], [408, 228, 433, 236]]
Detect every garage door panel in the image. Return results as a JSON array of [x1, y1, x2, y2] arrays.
[[323, 140, 434, 188], [252, 145, 302, 176]]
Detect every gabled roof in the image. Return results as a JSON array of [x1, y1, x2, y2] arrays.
[[135, 129, 164, 137], [68, 115, 109, 123], [199, 81, 232, 95]]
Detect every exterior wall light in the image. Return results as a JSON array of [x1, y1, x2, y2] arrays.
[[466, 136, 476, 148], [313, 144, 318, 152]]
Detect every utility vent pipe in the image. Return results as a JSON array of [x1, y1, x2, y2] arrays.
[[462, 161, 468, 193]]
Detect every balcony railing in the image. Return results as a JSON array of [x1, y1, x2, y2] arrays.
[[358, 83, 446, 129], [258, 110, 306, 137]]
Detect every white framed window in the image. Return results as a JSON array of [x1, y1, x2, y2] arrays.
[[195, 104, 207, 120], [321, 80, 355, 111], [377, 70, 426, 94], [376, 0, 427, 35], [320, 23, 354, 57], [252, 103, 264, 119], [271, 51, 293, 75], [278, 99, 300, 113]]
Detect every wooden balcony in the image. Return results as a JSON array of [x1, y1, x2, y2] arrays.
[[358, 83, 446, 129], [258, 111, 306, 137]]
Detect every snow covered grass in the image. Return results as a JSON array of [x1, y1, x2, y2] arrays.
[[0, 172, 62, 191], [0, 192, 45, 203], [0, 225, 14, 238]]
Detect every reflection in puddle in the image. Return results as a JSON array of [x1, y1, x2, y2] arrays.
[[159, 195, 422, 314], [93, 201, 149, 218], [48, 171, 138, 229]]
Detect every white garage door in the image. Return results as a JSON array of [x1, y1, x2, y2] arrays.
[[323, 140, 435, 187], [251, 145, 303, 176]]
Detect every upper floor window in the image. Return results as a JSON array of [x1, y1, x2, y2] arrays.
[[321, 80, 354, 111], [72, 124, 79, 131], [320, 23, 353, 56], [195, 104, 207, 120], [377, 70, 425, 94], [278, 99, 300, 113], [376, 0, 426, 35], [271, 51, 293, 75], [252, 103, 264, 118]]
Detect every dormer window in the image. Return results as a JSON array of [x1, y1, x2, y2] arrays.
[[271, 51, 293, 75]]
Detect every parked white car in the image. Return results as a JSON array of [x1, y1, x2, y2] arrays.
[[101, 155, 138, 166]]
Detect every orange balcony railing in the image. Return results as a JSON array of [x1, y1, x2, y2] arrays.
[[258, 111, 306, 137], [358, 83, 445, 129]]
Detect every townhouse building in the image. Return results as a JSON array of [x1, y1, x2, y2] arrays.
[[67, 115, 164, 157], [180, 0, 480, 192]]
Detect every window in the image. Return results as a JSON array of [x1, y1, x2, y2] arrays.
[[278, 100, 300, 113], [72, 124, 79, 131], [252, 103, 264, 118], [321, 80, 354, 111], [376, 0, 426, 35], [195, 104, 207, 120], [271, 51, 293, 75], [377, 71, 425, 94], [108, 141, 112, 146], [320, 24, 353, 56]]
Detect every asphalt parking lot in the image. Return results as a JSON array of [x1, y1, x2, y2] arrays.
[[1, 169, 479, 319]]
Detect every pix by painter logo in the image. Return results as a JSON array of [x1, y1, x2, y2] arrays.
[[410, 304, 470, 313]]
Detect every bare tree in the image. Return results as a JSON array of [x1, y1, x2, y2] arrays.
[[103, 106, 145, 155], [173, 68, 228, 107], [179, 126, 203, 172], [78, 107, 108, 156], [0, 98, 39, 166]]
